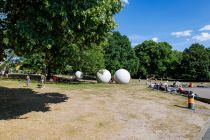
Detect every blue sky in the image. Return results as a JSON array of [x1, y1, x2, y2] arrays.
[[115, 0, 210, 50]]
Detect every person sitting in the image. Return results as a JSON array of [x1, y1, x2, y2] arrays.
[[109, 76, 115, 84], [178, 85, 190, 95]]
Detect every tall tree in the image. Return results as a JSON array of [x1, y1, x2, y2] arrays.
[[72, 45, 105, 75], [104, 31, 139, 76], [2, 0, 123, 78], [0, 0, 6, 61], [167, 50, 183, 78], [21, 53, 46, 74], [180, 43, 210, 81], [0, 49, 21, 72], [134, 40, 176, 78], [0, 45, 4, 61]]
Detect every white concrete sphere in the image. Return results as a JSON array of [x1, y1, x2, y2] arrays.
[[75, 71, 83, 79], [114, 69, 131, 84], [96, 69, 111, 83]]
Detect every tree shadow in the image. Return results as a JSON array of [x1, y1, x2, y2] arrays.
[[195, 96, 210, 104], [0, 86, 69, 120]]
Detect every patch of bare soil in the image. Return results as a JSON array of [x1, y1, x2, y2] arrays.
[[0, 80, 210, 140]]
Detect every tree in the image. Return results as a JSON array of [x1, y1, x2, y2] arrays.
[[71, 45, 105, 75], [0, 49, 21, 72], [0, 45, 4, 61], [208, 48, 210, 81], [0, 30, 4, 61], [167, 50, 183, 78], [21, 53, 46, 74], [2, 0, 123, 79], [180, 43, 210, 81], [104, 31, 139, 76], [134, 40, 176, 78], [0, 0, 6, 61]]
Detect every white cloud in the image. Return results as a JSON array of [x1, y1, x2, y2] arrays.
[[121, 0, 129, 4], [131, 43, 139, 47], [152, 37, 159, 42], [199, 25, 210, 31], [128, 35, 141, 41], [128, 35, 147, 47], [171, 30, 193, 37], [129, 34, 159, 47], [128, 35, 147, 43], [192, 32, 210, 41]]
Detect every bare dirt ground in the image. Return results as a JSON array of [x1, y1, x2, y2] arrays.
[[0, 79, 210, 140]]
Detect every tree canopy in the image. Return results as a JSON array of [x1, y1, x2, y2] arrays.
[[134, 40, 177, 78], [2, 0, 123, 77], [71, 45, 105, 75], [0, 0, 6, 61], [104, 31, 139, 76], [1, 1, 210, 81], [180, 43, 210, 81]]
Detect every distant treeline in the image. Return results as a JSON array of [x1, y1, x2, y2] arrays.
[[104, 32, 210, 81], [1, 31, 210, 82]]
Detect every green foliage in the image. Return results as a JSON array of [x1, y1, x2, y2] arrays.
[[0, 46, 4, 61], [21, 53, 45, 73], [180, 43, 210, 81], [134, 40, 176, 78], [2, 0, 123, 76], [0, 49, 21, 71], [72, 45, 105, 75], [0, 1, 6, 61], [104, 31, 139, 76], [168, 50, 183, 78]]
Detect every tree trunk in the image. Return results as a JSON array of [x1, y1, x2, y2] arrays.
[[46, 65, 52, 80]]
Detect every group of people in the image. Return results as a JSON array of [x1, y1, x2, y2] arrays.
[[147, 79, 193, 95], [25, 74, 46, 88]]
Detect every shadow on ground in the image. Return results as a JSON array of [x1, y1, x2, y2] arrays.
[[174, 105, 189, 109], [0, 86, 68, 120], [195, 97, 210, 104]]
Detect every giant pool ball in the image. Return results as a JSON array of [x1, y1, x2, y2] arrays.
[[96, 69, 111, 83], [114, 69, 131, 84], [75, 71, 83, 79]]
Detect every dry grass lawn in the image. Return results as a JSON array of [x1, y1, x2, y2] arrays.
[[0, 79, 210, 140]]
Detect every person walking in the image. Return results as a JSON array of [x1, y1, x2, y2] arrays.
[[25, 74, 30, 87], [41, 75, 46, 88], [138, 76, 141, 82]]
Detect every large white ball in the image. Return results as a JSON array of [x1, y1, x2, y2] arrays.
[[96, 69, 111, 83], [114, 69, 131, 84], [75, 71, 83, 79]]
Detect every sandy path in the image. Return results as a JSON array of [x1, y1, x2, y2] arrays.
[[0, 80, 210, 140]]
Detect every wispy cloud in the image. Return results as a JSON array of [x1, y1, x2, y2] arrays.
[[129, 35, 142, 47], [199, 25, 210, 31], [171, 30, 193, 37], [192, 32, 210, 41], [128, 35, 142, 41], [121, 0, 129, 4], [128, 34, 148, 47], [131, 43, 139, 47], [128, 35, 147, 43], [152, 37, 159, 42], [186, 38, 191, 42]]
